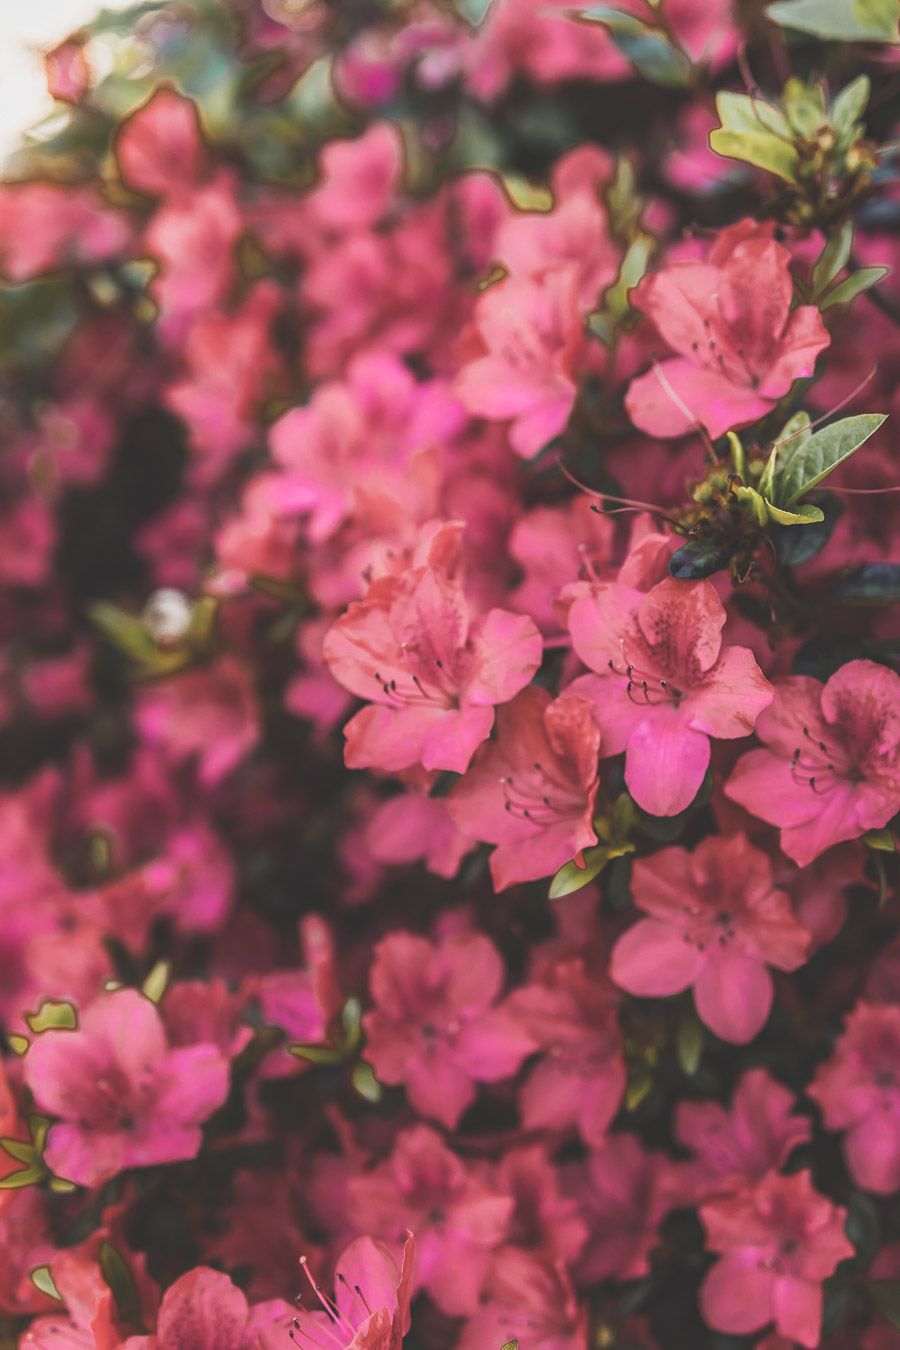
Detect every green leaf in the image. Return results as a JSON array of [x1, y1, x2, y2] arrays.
[[456, 0, 494, 23], [870, 1280, 900, 1330], [863, 827, 896, 852], [669, 535, 736, 579], [141, 961, 171, 1004], [289, 1043, 344, 1065], [735, 485, 770, 526], [25, 1000, 77, 1034], [575, 8, 693, 87], [775, 413, 887, 505], [30, 1267, 62, 1302], [811, 221, 854, 297], [765, 500, 825, 525], [501, 1342, 519, 1349], [830, 74, 871, 140], [590, 232, 656, 346], [772, 492, 842, 565], [99, 1242, 143, 1331], [782, 76, 827, 136], [766, 0, 900, 41], [604, 155, 645, 242], [833, 562, 900, 603], [550, 844, 614, 899], [709, 91, 799, 182], [351, 1062, 382, 1103], [676, 1009, 704, 1076], [820, 266, 891, 309]]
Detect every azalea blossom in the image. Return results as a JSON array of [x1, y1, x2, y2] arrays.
[[568, 576, 773, 816], [699, 1170, 854, 1347], [611, 833, 810, 1042], [626, 219, 830, 438], [124, 1266, 292, 1349], [324, 558, 542, 774], [23, 989, 231, 1188], [808, 1001, 900, 1195], [447, 685, 601, 889], [363, 930, 535, 1127], [726, 660, 900, 865]]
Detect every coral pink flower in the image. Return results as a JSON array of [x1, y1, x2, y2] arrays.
[[568, 576, 773, 816], [124, 1266, 291, 1349], [135, 656, 260, 787], [261, 1236, 414, 1350], [725, 660, 900, 866], [676, 1069, 812, 1192], [364, 790, 474, 879], [23, 989, 230, 1188], [447, 685, 601, 890], [348, 1124, 512, 1316], [699, 1170, 854, 1347], [19, 1251, 120, 1350], [507, 958, 625, 1146], [611, 834, 810, 1043], [145, 174, 243, 333], [507, 497, 617, 634], [324, 562, 542, 774], [364, 930, 535, 1128], [455, 266, 585, 459], [45, 38, 90, 104], [570, 1133, 682, 1283], [0, 184, 130, 282], [114, 88, 204, 199], [808, 1002, 900, 1196], [456, 1247, 587, 1350], [625, 220, 830, 438]]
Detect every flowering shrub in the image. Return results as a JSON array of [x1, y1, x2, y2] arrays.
[[0, 1, 899, 1347]]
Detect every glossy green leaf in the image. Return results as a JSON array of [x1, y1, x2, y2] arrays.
[[456, 0, 494, 23], [811, 221, 854, 297], [776, 414, 887, 504], [550, 845, 613, 899], [676, 1010, 704, 1076], [772, 493, 843, 565], [575, 8, 693, 86], [767, 0, 900, 41], [765, 500, 825, 525], [501, 1342, 519, 1350], [782, 76, 827, 135], [669, 535, 735, 579], [141, 962, 172, 1004], [709, 92, 799, 182], [863, 827, 896, 852], [820, 266, 891, 309], [30, 1267, 62, 1302], [351, 1062, 382, 1103], [590, 232, 655, 345], [830, 74, 871, 140], [25, 1000, 77, 1034]]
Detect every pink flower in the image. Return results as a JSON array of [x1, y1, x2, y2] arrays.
[[363, 930, 536, 1128], [23, 989, 230, 1188], [114, 88, 205, 199], [570, 1133, 681, 1283], [348, 1124, 512, 1315], [507, 497, 616, 634], [568, 576, 773, 816], [725, 660, 900, 866], [610, 834, 810, 1043], [491, 1145, 587, 1263], [262, 1235, 414, 1350], [507, 958, 625, 1146], [0, 184, 130, 282], [135, 656, 260, 787], [124, 1266, 291, 1349], [364, 790, 474, 879], [455, 266, 585, 459], [447, 685, 601, 890], [323, 561, 542, 774], [145, 174, 243, 334], [699, 1170, 854, 1347], [19, 1251, 120, 1350], [808, 1002, 900, 1196], [676, 1069, 812, 1192], [625, 220, 830, 438], [456, 1248, 587, 1350], [44, 39, 90, 104]]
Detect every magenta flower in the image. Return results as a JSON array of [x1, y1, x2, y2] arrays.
[[507, 957, 625, 1147], [455, 266, 585, 459], [264, 1235, 414, 1350], [726, 660, 900, 866], [676, 1069, 812, 1192], [568, 576, 773, 816], [447, 685, 601, 890], [456, 1248, 587, 1350], [324, 562, 542, 774], [699, 1170, 854, 1347], [135, 656, 260, 787], [125, 1266, 292, 1350], [23, 989, 230, 1188], [610, 834, 810, 1043], [348, 1124, 512, 1316], [625, 219, 830, 438], [808, 1002, 900, 1196], [363, 930, 536, 1128]]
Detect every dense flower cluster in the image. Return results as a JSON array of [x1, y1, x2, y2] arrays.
[[0, 0, 898, 1347]]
